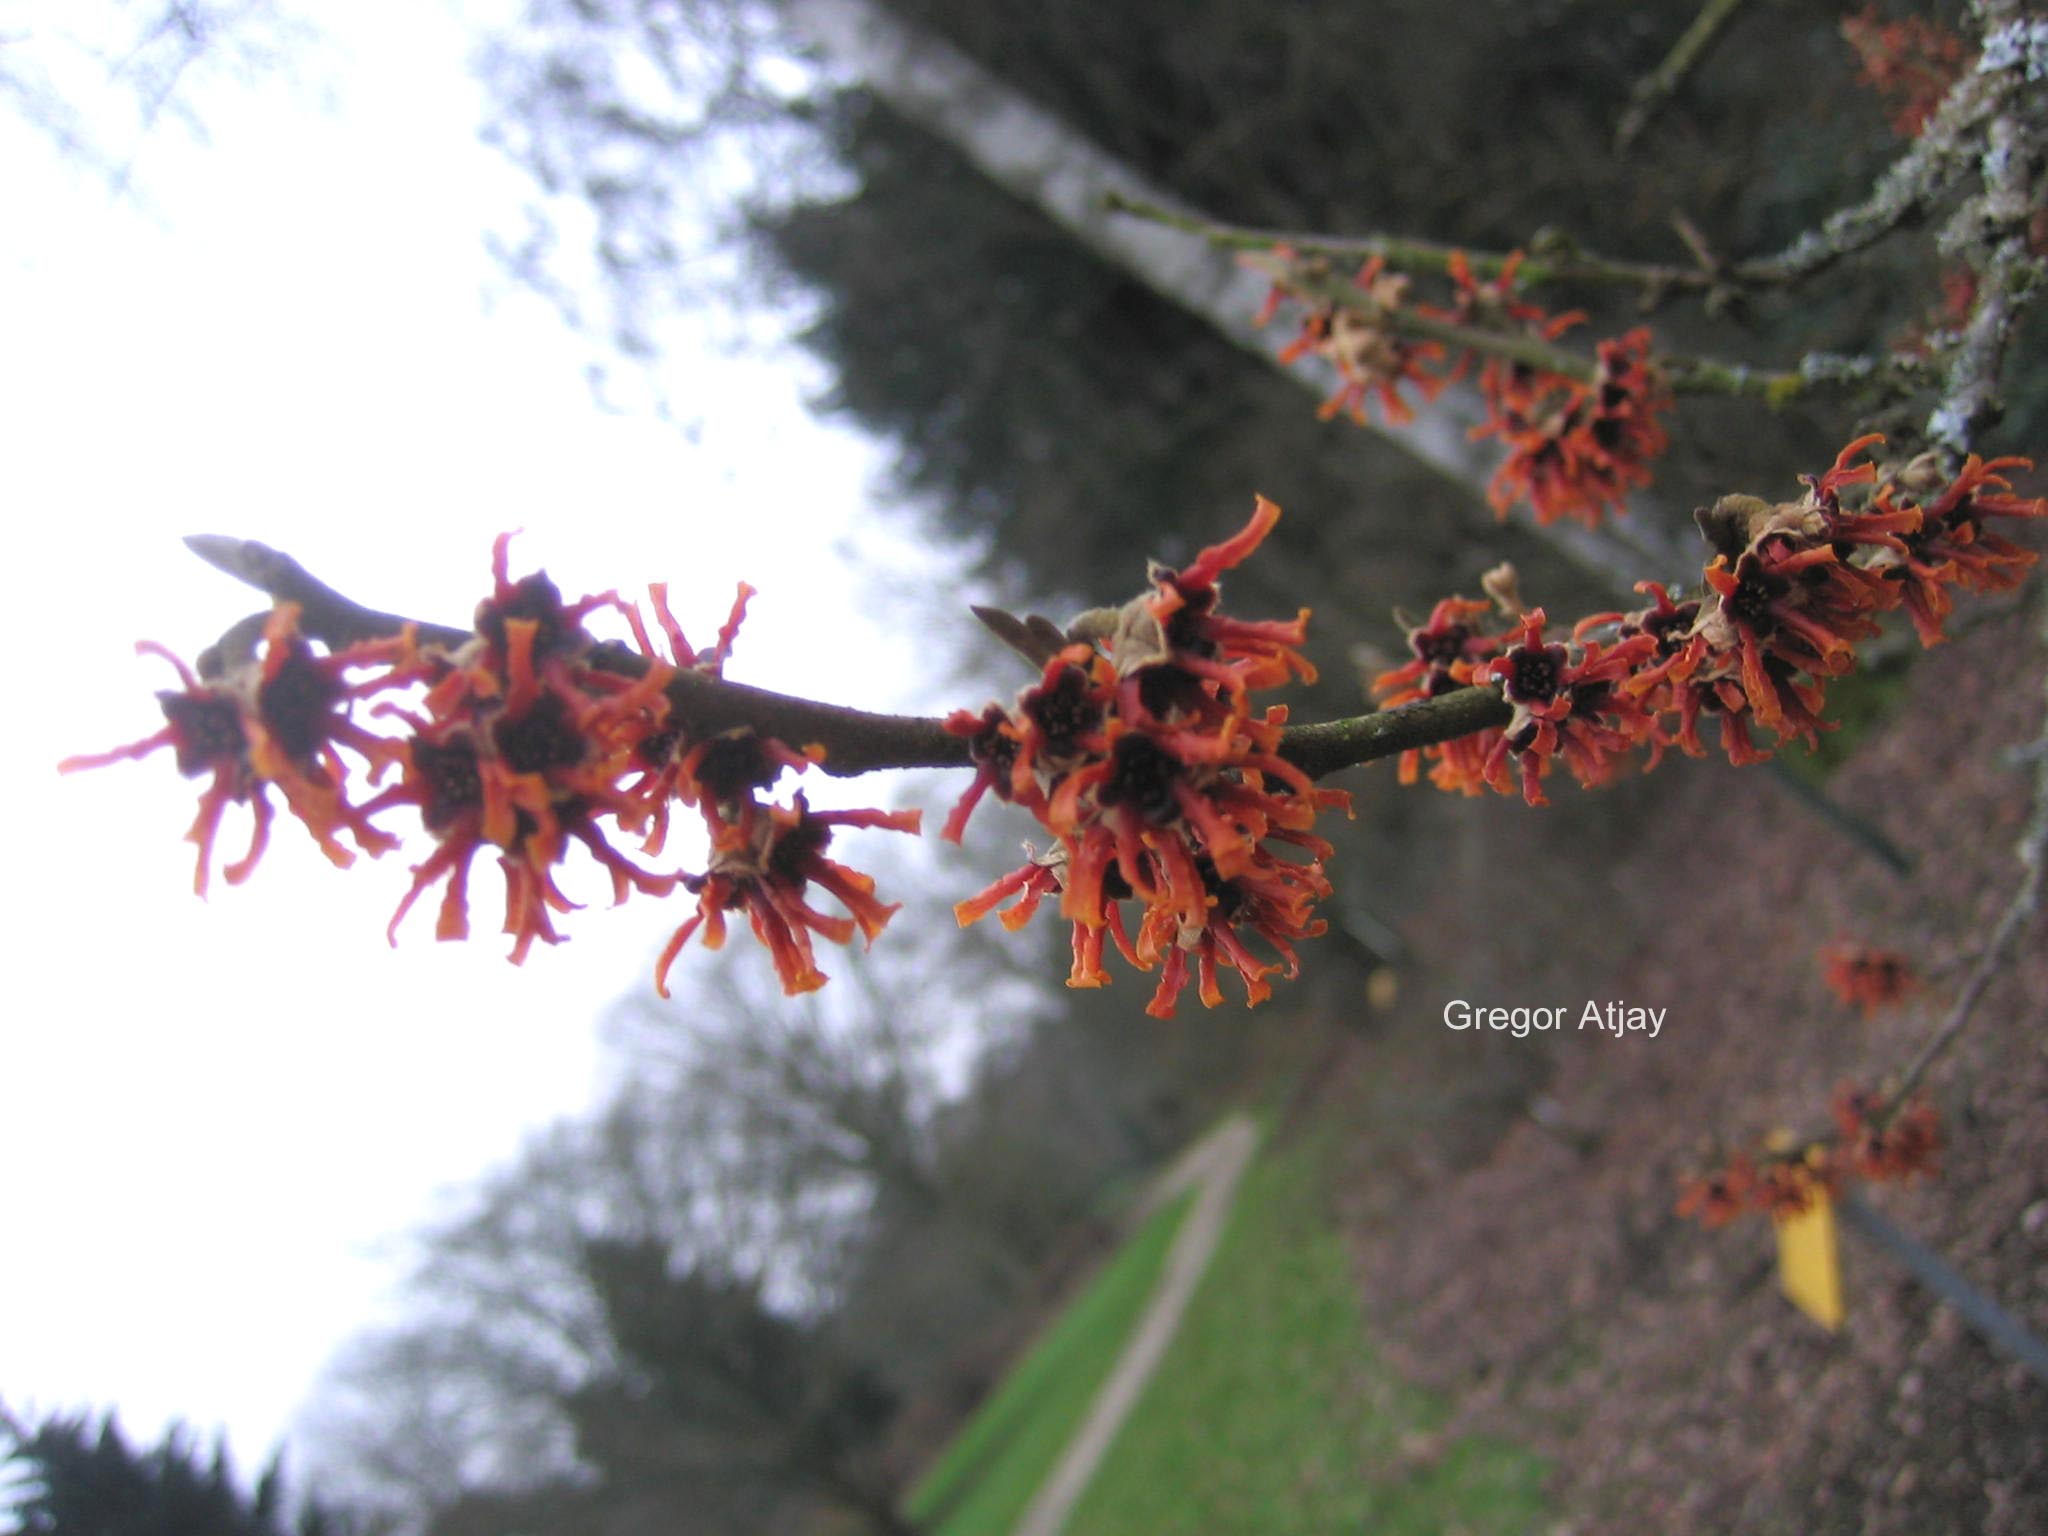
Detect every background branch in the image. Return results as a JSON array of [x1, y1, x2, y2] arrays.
[[1881, 592, 2048, 1113], [1925, 31, 2048, 454], [1102, 190, 1714, 297], [1231, 241, 1812, 401], [1615, 0, 1756, 153], [1728, 27, 2009, 291]]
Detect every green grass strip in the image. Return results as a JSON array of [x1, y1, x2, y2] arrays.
[[1063, 1136, 1550, 1536], [907, 1188, 1197, 1536]]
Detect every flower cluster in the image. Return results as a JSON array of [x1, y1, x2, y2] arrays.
[[1473, 329, 1671, 530], [1375, 437, 2046, 803], [1840, 6, 1971, 138], [1371, 591, 1510, 797], [63, 538, 919, 996], [1253, 251, 1447, 427], [1677, 1084, 1942, 1228], [656, 795, 920, 998], [946, 498, 1351, 1018], [1254, 248, 1671, 528], [1820, 942, 1918, 1015], [59, 607, 411, 895], [355, 539, 681, 967], [1422, 252, 1584, 422]]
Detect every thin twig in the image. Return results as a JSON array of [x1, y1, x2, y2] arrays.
[[1101, 189, 1715, 296], [1763, 763, 1916, 876], [1884, 597, 2048, 1111], [1799, 591, 2048, 1156], [1274, 688, 1511, 780], [1838, 1194, 2048, 1386], [1239, 251, 1812, 401], [1616, 0, 1756, 152], [1762, 594, 2046, 1160]]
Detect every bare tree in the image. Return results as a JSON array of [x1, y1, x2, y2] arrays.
[[2, 2, 312, 193]]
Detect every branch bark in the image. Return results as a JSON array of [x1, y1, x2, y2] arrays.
[[1925, 10, 2048, 454], [1728, 14, 2020, 292]]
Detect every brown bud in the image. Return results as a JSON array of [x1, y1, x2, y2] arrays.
[[1481, 562, 1525, 616]]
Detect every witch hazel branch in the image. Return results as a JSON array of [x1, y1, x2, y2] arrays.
[[64, 435, 2042, 1027]]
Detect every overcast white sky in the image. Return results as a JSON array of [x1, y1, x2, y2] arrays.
[[1, 0, 970, 1483]]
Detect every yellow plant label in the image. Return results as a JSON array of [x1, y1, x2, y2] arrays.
[[1775, 1192, 1845, 1332]]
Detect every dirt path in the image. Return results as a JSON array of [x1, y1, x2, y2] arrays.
[[1011, 1112, 1260, 1536]]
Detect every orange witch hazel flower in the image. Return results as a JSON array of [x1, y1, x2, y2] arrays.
[[1256, 244, 1670, 529], [364, 535, 919, 990], [1476, 608, 1658, 806], [1422, 250, 1588, 428], [1675, 1156, 1757, 1229], [1679, 1141, 1841, 1227], [948, 497, 1350, 1018], [1820, 942, 1917, 1015], [1879, 451, 2048, 646], [613, 577, 808, 856], [1253, 249, 1448, 426], [1421, 254, 1666, 531], [1371, 592, 1510, 795], [60, 605, 409, 894], [1679, 1085, 1941, 1229], [655, 794, 922, 998], [363, 533, 679, 964], [1833, 1084, 1941, 1183], [611, 576, 919, 996], [1478, 329, 1671, 528], [1387, 435, 2045, 807], [73, 532, 922, 997]]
